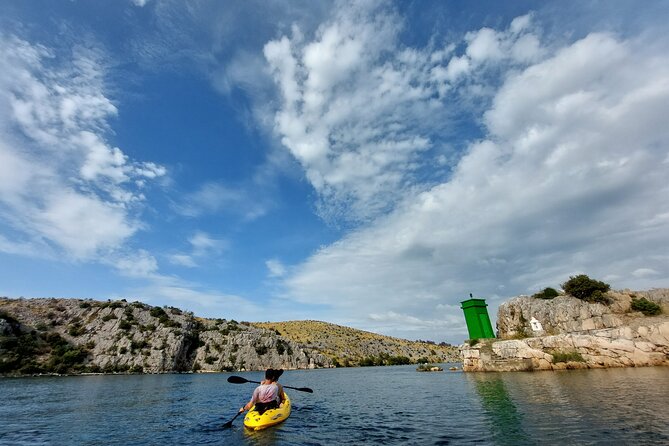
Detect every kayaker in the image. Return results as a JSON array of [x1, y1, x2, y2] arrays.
[[239, 368, 286, 415]]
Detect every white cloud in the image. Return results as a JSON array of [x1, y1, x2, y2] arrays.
[[266, 258, 287, 278], [279, 26, 669, 342], [173, 181, 270, 221], [125, 279, 272, 323], [264, 4, 543, 223], [264, 3, 436, 222], [445, 56, 470, 82], [510, 13, 533, 34], [0, 35, 165, 260], [466, 28, 503, 62], [167, 231, 227, 269], [189, 231, 227, 257], [168, 254, 197, 268], [34, 190, 138, 259], [114, 250, 159, 278], [368, 310, 466, 339], [632, 268, 659, 279]]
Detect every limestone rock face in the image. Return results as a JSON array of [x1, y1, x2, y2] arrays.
[[0, 297, 332, 374], [496, 289, 668, 338], [462, 320, 669, 372]]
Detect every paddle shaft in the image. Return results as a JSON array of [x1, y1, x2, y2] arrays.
[[228, 376, 313, 393]]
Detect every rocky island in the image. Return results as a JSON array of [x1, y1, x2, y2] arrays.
[[0, 297, 458, 376], [462, 282, 669, 372]]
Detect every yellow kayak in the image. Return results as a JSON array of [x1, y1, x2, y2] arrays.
[[243, 393, 291, 431]]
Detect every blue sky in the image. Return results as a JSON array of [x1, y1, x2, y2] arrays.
[[1, 1, 668, 344]]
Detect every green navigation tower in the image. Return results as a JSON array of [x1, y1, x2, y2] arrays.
[[461, 295, 495, 340]]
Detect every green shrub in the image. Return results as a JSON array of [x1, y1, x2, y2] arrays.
[[158, 315, 180, 328], [150, 306, 167, 318], [551, 350, 585, 363], [358, 356, 379, 367], [589, 290, 610, 304], [511, 328, 530, 339], [631, 298, 662, 316], [129, 365, 144, 374], [68, 324, 86, 337], [357, 354, 411, 367], [562, 275, 610, 303], [416, 363, 442, 371], [276, 340, 292, 355], [533, 287, 559, 299], [118, 320, 132, 330], [86, 364, 101, 373], [255, 345, 269, 356], [130, 340, 149, 351], [386, 355, 411, 365], [44, 341, 90, 374], [18, 361, 44, 374]]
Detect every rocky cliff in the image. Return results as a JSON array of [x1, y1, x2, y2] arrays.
[[462, 289, 669, 372], [496, 289, 669, 337], [0, 297, 458, 375], [0, 297, 332, 375]]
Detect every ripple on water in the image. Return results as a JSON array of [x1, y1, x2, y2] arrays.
[[2, 366, 669, 445]]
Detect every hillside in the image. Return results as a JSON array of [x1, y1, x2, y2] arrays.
[[0, 297, 458, 375], [251, 320, 458, 366]]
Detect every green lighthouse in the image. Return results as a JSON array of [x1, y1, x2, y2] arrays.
[[461, 294, 495, 340]]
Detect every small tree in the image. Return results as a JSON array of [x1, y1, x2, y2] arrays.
[[631, 297, 661, 316], [562, 275, 610, 303], [532, 287, 559, 299]]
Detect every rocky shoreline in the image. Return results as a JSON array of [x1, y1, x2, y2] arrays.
[[462, 289, 669, 372]]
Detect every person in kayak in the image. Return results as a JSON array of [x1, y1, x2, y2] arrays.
[[239, 368, 286, 415]]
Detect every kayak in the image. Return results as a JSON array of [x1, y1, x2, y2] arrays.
[[243, 393, 291, 431]]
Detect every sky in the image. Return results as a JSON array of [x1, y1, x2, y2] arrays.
[[1, 1, 668, 344]]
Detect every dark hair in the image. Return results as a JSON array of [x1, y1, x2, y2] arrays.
[[265, 368, 284, 381]]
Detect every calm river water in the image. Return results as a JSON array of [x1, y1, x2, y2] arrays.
[[2, 364, 668, 445]]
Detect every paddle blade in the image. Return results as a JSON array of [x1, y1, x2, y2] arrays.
[[227, 376, 248, 384], [296, 387, 314, 393], [222, 410, 242, 429]]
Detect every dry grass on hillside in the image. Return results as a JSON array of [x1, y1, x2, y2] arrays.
[[252, 320, 457, 365]]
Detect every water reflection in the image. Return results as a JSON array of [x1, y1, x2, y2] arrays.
[[243, 427, 279, 445], [3, 367, 669, 445], [468, 373, 534, 446]]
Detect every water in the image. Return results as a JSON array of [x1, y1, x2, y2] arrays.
[[2, 365, 668, 445]]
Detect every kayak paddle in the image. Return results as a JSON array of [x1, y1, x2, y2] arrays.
[[227, 375, 314, 393], [222, 409, 243, 429]]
